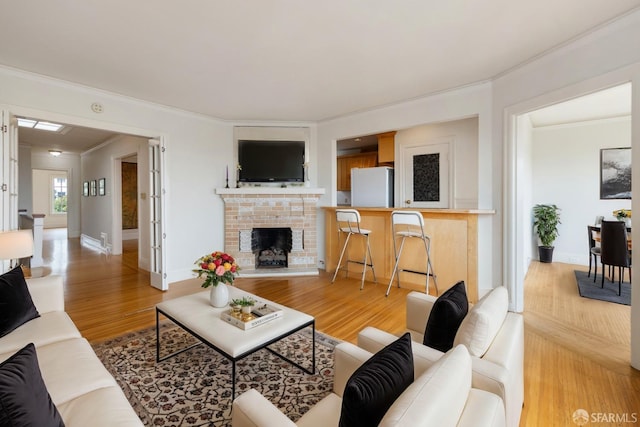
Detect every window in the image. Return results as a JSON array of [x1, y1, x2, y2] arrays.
[[52, 176, 67, 214]]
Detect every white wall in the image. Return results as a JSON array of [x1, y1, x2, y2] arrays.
[[81, 135, 147, 258], [395, 117, 479, 208], [531, 118, 632, 265], [233, 125, 311, 187], [32, 169, 67, 228]]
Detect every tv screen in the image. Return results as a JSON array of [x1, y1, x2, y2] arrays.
[[238, 140, 305, 182]]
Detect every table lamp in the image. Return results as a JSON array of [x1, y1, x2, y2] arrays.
[[0, 229, 34, 274]]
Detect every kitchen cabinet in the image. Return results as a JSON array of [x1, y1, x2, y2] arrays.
[[377, 131, 396, 163], [337, 151, 378, 191]]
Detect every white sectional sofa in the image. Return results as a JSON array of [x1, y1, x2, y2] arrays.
[[357, 287, 524, 427], [232, 342, 505, 427], [0, 274, 143, 426]]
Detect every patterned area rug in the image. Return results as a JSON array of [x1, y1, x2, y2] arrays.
[[92, 322, 338, 426]]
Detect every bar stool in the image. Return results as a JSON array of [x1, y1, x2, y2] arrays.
[[331, 209, 377, 289], [386, 210, 438, 297]]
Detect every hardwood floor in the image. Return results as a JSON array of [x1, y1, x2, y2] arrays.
[[43, 229, 639, 426]]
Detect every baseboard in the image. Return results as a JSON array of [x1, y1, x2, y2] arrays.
[[122, 229, 139, 240], [80, 234, 110, 254]]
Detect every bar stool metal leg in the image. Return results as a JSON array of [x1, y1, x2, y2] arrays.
[[332, 231, 352, 283], [422, 235, 439, 295], [386, 235, 406, 296], [361, 233, 377, 289]]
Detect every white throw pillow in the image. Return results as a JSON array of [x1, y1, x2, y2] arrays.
[[453, 286, 508, 357]]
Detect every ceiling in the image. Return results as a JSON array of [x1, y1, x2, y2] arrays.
[[527, 83, 632, 127], [1, 1, 639, 123], [17, 120, 121, 154]]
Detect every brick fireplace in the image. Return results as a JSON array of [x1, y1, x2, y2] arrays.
[[216, 187, 325, 276]]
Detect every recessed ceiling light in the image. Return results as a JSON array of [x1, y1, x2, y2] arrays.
[[18, 118, 65, 133], [48, 150, 62, 157], [17, 118, 37, 128], [35, 121, 64, 132]]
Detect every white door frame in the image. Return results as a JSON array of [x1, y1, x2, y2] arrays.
[[1, 110, 18, 231], [504, 67, 639, 313], [397, 138, 454, 208], [148, 139, 167, 290], [0, 105, 168, 289]]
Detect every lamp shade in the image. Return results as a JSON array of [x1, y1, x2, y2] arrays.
[[0, 230, 34, 260]]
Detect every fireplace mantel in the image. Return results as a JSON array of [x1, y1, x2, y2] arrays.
[[216, 187, 325, 196], [217, 187, 325, 277]]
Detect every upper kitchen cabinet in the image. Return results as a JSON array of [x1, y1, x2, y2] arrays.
[[337, 151, 378, 191], [377, 131, 396, 164]]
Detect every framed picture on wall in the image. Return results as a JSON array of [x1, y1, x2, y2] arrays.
[[90, 180, 97, 197], [600, 147, 631, 199], [83, 181, 89, 197], [98, 178, 106, 196]]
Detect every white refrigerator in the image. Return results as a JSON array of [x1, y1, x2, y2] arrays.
[[351, 167, 394, 207]]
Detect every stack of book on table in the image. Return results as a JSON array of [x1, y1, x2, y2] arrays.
[[221, 303, 283, 330]]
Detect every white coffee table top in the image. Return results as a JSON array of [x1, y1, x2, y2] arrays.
[[156, 287, 314, 358]]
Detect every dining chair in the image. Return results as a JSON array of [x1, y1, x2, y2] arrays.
[[587, 225, 601, 281], [599, 220, 631, 295]]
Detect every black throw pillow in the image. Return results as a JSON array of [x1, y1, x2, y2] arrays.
[[423, 281, 468, 352], [0, 343, 65, 427], [339, 332, 414, 427], [0, 265, 40, 338]]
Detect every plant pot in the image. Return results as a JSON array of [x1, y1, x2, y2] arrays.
[[538, 246, 554, 263]]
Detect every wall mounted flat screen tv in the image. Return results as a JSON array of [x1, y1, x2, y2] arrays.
[[238, 140, 305, 182]]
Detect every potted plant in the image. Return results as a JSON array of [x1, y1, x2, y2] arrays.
[[533, 204, 561, 263], [231, 296, 256, 315]]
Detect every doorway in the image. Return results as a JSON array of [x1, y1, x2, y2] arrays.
[[32, 169, 68, 230], [508, 82, 632, 312], [2, 109, 167, 290]]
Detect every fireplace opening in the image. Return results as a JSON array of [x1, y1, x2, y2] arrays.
[[251, 228, 292, 268]]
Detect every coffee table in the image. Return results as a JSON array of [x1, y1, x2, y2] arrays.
[[155, 287, 315, 400]]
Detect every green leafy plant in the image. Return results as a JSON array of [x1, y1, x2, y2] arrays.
[[533, 204, 561, 247], [231, 297, 255, 307]]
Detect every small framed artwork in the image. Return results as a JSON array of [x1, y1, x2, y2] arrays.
[[90, 180, 97, 197], [600, 147, 631, 199], [98, 178, 106, 196], [83, 181, 89, 197]]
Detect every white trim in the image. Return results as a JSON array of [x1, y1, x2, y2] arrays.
[[504, 64, 640, 314], [80, 233, 110, 254], [122, 229, 138, 240], [215, 187, 325, 195]]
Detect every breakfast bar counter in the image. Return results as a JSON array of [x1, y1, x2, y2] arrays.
[[323, 207, 495, 302]]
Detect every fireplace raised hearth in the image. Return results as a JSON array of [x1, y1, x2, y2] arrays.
[[252, 228, 292, 268]]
